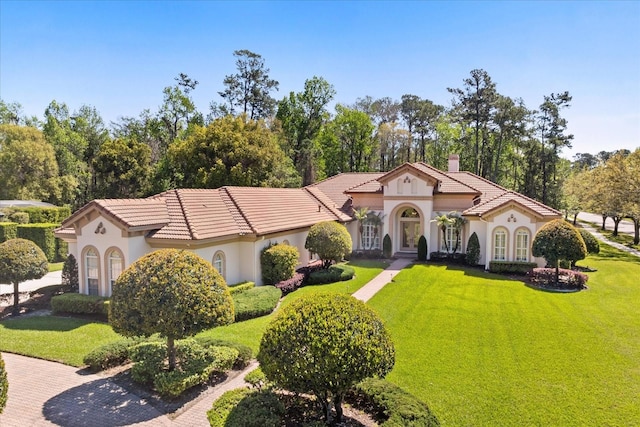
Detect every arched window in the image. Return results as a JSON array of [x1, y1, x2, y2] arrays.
[[107, 250, 123, 294], [493, 229, 507, 261], [213, 251, 226, 280], [85, 248, 99, 296], [401, 208, 419, 218], [515, 229, 530, 262]]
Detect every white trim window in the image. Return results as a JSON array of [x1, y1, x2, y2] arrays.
[[86, 248, 99, 296], [213, 251, 225, 279], [515, 230, 530, 262], [494, 229, 507, 261], [108, 250, 123, 289], [362, 222, 380, 250]]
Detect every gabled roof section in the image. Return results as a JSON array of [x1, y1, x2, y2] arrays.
[[463, 191, 562, 218], [60, 199, 170, 231], [306, 172, 384, 213], [377, 163, 440, 186], [413, 163, 480, 194], [345, 178, 383, 194], [224, 187, 346, 235]]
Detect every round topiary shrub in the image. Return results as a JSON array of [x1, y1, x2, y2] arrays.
[[466, 232, 481, 266], [0, 238, 49, 315], [305, 221, 352, 268], [578, 228, 600, 254], [110, 249, 234, 370], [261, 243, 299, 285], [258, 293, 395, 423], [532, 220, 587, 285]]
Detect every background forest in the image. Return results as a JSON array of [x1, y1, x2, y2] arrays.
[[0, 50, 634, 218]]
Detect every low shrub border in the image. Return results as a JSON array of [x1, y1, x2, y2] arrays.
[[489, 261, 538, 275], [345, 377, 440, 426], [228, 281, 255, 295], [527, 267, 589, 291], [195, 337, 253, 369], [232, 286, 281, 322], [274, 272, 304, 295], [51, 293, 110, 317], [307, 264, 355, 285]]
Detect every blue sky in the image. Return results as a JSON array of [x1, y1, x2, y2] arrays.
[[1, 1, 639, 158]]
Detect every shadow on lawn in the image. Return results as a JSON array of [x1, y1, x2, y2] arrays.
[[0, 314, 94, 332]]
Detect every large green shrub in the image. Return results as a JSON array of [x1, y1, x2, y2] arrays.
[[0, 354, 7, 414], [0, 223, 18, 243], [16, 223, 58, 262], [417, 235, 427, 261], [347, 378, 440, 426], [208, 388, 252, 427], [61, 254, 79, 292], [51, 293, 109, 316], [261, 243, 299, 285], [383, 234, 392, 258], [305, 221, 352, 268], [110, 249, 234, 370], [578, 228, 600, 254], [307, 264, 355, 285], [0, 238, 48, 315], [532, 220, 587, 284], [194, 337, 253, 369], [258, 293, 395, 423], [83, 339, 136, 372], [466, 232, 481, 265], [232, 286, 282, 321], [207, 389, 284, 427]]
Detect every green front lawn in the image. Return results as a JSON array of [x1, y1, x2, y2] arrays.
[[368, 244, 640, 426], [0, 260, 388, 365]]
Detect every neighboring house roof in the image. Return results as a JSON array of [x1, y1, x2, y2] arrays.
[[307, 172, 384, 213], [0, 200, 57, 208], [463, 191, 562, 218]]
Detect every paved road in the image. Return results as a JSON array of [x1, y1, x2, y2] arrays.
[[0, 271, 62, 296], [576, 212, 635, 236]]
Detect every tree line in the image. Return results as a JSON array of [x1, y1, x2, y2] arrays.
[[1, 50, 576, 210]]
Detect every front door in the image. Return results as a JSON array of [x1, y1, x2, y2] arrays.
[[401, 221, 421, 251]]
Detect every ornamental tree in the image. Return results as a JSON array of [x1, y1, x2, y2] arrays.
[[417, 235, 427, 261], [110, 249, 234, 370], [258, 293, 395, 424], [466, 232, 481, 265], [61, 254, 79, 292], [0, 238, 48, 315], [532, 220, 587, 284], [305, 221, 352, 268]]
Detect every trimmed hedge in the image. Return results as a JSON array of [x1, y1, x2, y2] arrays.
[[232, 286, 282, 322], [17, 223, 57, 262], [8, 212, 29, 224], [207, 389, 284, 427], [228, 281, 255, 295], [83, 339, 135, 372], [307, 264, 355, 285], [195, 337, 253, 369], [0, 222, 18, 243], [51, 293, 110, 316], [346, 377, 440, 426], [489, 261, 537, 275], [6, 206, 71, 224]]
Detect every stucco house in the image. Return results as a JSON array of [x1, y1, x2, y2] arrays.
[[55, 155, 561, 297]]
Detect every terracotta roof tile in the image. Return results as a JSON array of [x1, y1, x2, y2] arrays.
[[463, 191, 562, 217], [413, 163, 479, 194], [446, 172, 508, 200], [345, 179, 383, 193], [60, 199, 170, 230], [307, 173, 384, 213], [225, 187, 344, 235]]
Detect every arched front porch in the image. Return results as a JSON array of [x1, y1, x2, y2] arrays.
[[388, 204, 425, 254]]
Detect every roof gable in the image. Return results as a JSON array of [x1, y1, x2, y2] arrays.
[[377, 163, 440, 186], [463, 191, 562, 219], [60, 199, 170, 232]]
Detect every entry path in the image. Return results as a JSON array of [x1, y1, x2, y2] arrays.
[[352, 257, 413, 302], [579, 222, 640, 258]]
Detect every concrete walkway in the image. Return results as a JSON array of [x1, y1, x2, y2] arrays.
[[1, 259, 413, 426], [579, 221, 640, 258], [0, 271, 62, 296], [352, 257, 413, 302]]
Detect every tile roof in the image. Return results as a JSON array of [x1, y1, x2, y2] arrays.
[[413, 163, 479, 194], [345, 178, 383, 193], [225, 187, 345, 235], [60, 199, 170, 230], [307, 173, 384, 212], [463, 191, 562, 218], [446, 171, 508, 200]]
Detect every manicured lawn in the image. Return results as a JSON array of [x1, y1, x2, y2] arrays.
[[0, 260, 388, 364], [49, 262, 64, 272], [368, 244, 640, 426], [0, 316, 119, 366]]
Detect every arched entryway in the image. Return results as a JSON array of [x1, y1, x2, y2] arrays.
[[399, 207, 421, 251]]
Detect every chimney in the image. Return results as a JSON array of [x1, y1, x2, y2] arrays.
[[448, 154, 460, 173]]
